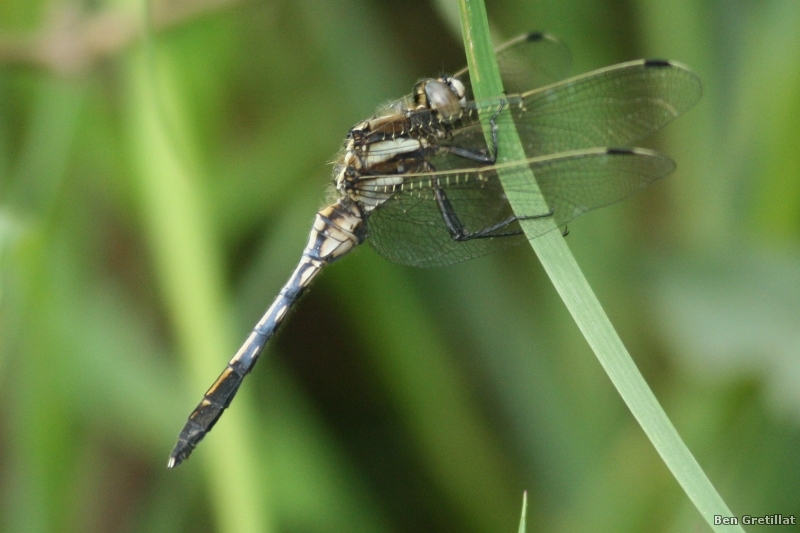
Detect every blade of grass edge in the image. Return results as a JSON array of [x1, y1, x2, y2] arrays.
[[517, 491, 527, 533], [456, 2, 742, 531], [132, 2, 270, 533]]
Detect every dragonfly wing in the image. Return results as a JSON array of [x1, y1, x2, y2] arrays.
[[365, 147, 675, 267], [505, 59, 702, 155], [503, 147, 675, 238], [364, 165, 524, 267], [452, 32, 572, 95], [372, 33, 572, 119], [445, 59, 701, 161]]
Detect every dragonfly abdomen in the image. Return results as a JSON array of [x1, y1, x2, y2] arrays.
[[168, 199, 364, 468]]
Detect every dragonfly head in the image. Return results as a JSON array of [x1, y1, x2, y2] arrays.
[[414, 76, 466, 123]]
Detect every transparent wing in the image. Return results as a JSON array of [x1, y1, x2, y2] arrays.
[[374, 33, 572, 117], [365, 148, 675, 267], [438, 60, 702, 165], [451, 32, 572, 95]]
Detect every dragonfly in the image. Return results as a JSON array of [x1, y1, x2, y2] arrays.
[[168, 32, 702, 468]]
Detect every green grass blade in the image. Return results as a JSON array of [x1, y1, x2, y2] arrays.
[[125, 3, 272, 532], [456, 2, 743, 531]]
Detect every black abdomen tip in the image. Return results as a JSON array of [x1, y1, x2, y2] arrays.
[[644, 59, 672, 68]]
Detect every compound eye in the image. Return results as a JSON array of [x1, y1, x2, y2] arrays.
[[445, 77, 466, 104], [424, 79, 462, 122]]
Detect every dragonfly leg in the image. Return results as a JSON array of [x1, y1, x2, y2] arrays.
[[433, 177, 554, 242], [485, 101, 504, 162], [465, 208, 556, 239], [440, 102, 505, 165]]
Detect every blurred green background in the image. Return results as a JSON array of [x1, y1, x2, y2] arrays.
[[1, 0, 799, 532]]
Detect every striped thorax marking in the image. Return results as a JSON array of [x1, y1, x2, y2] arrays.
[[333, 73, 472, 212]]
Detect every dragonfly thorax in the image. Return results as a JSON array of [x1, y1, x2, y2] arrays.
[[335, 130, 430, 192]]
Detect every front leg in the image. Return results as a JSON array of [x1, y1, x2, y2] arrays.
[[441, 102, 504, 165]]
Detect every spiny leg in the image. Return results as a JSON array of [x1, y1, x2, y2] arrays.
[[431, 101, 557, 241], [432, 178, 554, 242], [440, 102, 505, 165]]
